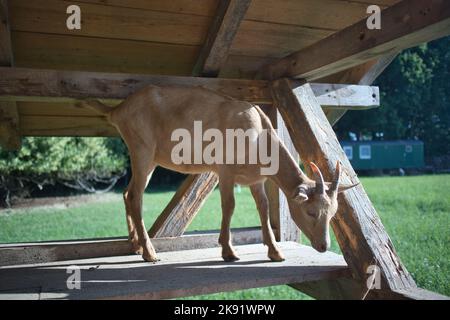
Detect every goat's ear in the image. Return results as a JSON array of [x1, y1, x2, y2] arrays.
[[291, 186, 309, 203]]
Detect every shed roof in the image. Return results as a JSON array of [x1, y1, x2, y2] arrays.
[[8, 0, 400, 79]]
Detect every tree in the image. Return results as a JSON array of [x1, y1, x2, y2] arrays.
[[335, 36, 450, 161]]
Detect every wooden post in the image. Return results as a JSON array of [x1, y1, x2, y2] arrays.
[[263, 105, 300, 242], [0, 0, 20, 150], [271, 79, 416, 297], [192, 0, 251, 77]]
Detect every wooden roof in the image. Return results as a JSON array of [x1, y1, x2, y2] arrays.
[[8, 0, 400, 79]]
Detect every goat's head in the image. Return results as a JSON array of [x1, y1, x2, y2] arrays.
[[288, 161, 358, 253]]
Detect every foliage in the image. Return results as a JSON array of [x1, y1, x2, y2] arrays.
[[335, 36, 450, 160], [0, 137, 127, 204]]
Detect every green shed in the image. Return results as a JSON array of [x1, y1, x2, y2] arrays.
[[340, 140, 424, 171]]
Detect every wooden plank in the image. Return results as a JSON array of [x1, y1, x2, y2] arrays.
[[0, 67, 381, 109], [0, 242, 349, 300], [0, 227, 262, 267], [231, 20, 333, 58], [324, 53, 397, 125], [16, 101, 117, 117], [0, 101, 20, 149], [245, 0, 394, 31], [263, 0, 450, 80], [193, 0, 251, 77], [0, 0, 20, 150], [220, 54, 276, 79], [12, 31, 199, 75], [0, 67, 273, 104], [19, 115, 118, 137], [0, 0, 13, 65], [74, 0, 220, 17], [391, 287, 449, 300], [312, 83, 379, 109], [270, 79, 416, 295], [290, 278, 365, 300], [10, 0, 212, 46], [148, 173, 219, 237]]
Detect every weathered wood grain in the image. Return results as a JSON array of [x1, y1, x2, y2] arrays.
[[10, 0, 212, 46], [270, 79, 416, 295], [148, 173, 219, 238], [0, 101, 20, 149], [12, 31, 200, 75], [245, 0, 394, 31], [0, 242, 349, 300], [193, 0, 251, 77], [0, 67, 380, 108], [0, 228, 262, 267], [263, 0, 450, 80], [0, 0, 20, 150], [264, 106, 300, 242], [324, 53, 397, 125], [0, 67, 272, 104], [231, 19, 333, 58], [74, 0, 219, 17], [19, 115, 117, 137], [0, 0, 13, 65]]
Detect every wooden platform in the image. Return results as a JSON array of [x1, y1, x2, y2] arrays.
[[0, 242, 349, 300]]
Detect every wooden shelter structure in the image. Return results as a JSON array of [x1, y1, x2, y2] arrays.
[[0, 0, 449, 299]]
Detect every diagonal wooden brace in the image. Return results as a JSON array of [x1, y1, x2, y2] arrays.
[[270, 78, 416, 295], [148, 172, 218, 238]]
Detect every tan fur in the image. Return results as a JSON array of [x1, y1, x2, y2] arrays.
[[82, 85, 356, 262]]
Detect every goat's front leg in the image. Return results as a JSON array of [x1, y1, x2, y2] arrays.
[[250, 182, 285, 262], [218, 176, 239, 262]]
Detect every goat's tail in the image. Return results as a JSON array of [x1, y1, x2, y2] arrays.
[[77, 99, 115, 122]]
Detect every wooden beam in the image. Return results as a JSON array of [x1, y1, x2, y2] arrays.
[[263, 105, 300, 242], [0, 227, 262, 267], [0, 0, 12, 65], [0, 101, 20, 149], [263, 0, 450, 81], [0, 0, 20, 150], [270, 79, 416, 296], [0, 67, 380, 109], [0, 67, 272, 104], [325, 53, 397, 125], [0, 242, 349, 300], [148, 173, 218, 237], [193, 0, 251, 77]]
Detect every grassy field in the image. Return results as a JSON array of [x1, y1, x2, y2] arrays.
[[0, 175, 449, 298]]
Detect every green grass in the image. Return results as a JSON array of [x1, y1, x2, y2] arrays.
[[0, 175, 449, 298]]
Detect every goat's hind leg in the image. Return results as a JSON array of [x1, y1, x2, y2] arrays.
[[218, 176, 240, 262], [124, 148, 158, 262], [250, 182, 285, 262]]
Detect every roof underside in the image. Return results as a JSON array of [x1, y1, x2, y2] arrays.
[[8, 0, 400, 79]]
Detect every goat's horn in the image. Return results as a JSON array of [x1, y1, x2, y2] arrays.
[[330, 161, 341, 193], [338, 182, 360, 193], [309, 162, 325, 195]]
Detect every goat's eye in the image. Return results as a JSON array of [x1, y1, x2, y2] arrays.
[[307, 212, 316, 218]]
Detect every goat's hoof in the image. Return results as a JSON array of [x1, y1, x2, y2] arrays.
[[129, 241, 143, 255], [222, 254, 240, 262], [142, 253, 159, 263], [268, 250, 285, 262]]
